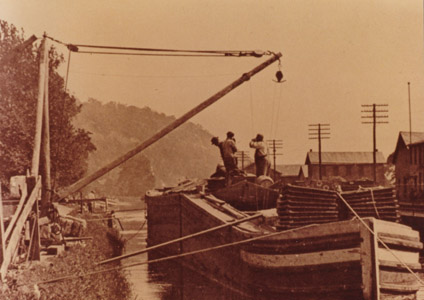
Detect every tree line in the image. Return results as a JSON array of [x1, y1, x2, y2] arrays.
[[0, 20, 95, 194]]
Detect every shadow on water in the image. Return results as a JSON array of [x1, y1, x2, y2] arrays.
[[113, 198, 254, 300], [146, 259, 251, 300]]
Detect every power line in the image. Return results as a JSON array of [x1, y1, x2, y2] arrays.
[[235, 151, 251, 169], [361, 103, 388, 183], [308, 123, 330, 180], [266, 139, 283, 180]]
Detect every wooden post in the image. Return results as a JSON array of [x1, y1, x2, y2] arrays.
[[41, 37, 51, 217], [57, 53, 282, 200], [0, 185, 5, 266], [0, 178, 41, 279], [359, 219, 375, 300], [27, 177, 40, 261], [371, 219, 381, 300], [31, 37, 48, 177]]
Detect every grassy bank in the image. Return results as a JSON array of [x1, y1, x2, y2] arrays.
[[1, 214, 132, 300]]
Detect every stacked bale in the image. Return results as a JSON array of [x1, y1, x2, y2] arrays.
[[339, 187, 400, 222], [277, 185, 339, 230]]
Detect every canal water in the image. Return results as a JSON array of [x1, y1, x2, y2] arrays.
[[110, 197, 250, 300]]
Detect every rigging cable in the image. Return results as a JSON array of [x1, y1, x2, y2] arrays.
[[268, 82, 278, 139], [272, 60, 284, 138], [70, 43, 266, 57], [69, 70, 237, 79], [64, 48, 71, 91], [249, 80, 255, 134], [273, 83, 284, 138], [76, 51, 245, 57], [45, 35, 269, 58]]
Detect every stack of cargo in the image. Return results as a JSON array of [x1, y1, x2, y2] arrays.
[[339, 187, 400, 222], [277, 185, 339, 230]]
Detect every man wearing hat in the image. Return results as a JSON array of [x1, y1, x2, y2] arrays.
[[249, 134, 270, 177], [211, 135, 236, 174], [211, 136, 224, 160], [222, 131, 238, 174]]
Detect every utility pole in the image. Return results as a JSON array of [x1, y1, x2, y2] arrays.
[[361, 104, 388, 183], [266, 139, 283, 180], [235, 151, 250, 170], [308, 124, 330, 180], [408, 82, 412, 152]]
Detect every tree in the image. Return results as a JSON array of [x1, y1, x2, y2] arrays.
[[0, 20, 95, 193]]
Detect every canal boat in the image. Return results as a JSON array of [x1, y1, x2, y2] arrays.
[[146, 182, 423, 300]]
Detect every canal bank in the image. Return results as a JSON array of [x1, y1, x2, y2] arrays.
[[0, 209, 132, 300]]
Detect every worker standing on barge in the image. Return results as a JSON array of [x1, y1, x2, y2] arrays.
[[249, 133, 271, 177], [222, 131, 238, 174]]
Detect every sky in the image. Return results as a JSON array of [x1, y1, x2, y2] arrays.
[[1, 0, 423, 164]]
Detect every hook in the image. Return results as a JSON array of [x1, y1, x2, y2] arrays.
[[273, 60, 286, 83]]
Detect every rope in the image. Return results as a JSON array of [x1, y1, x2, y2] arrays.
[[337, 192, 424, 286], [269, 82, 277, 139], [32, 224, 315, 287], [71, 44, 267, 57], [273, 83, 283, 138], [45, 35, 67, 46], [369, 188, 381, 219], [64, 49, 71, 91], [70, 70, 236, 79], [249, 80, 255, 134], [124, 219, 147, 242], [44, 35, 269, 58], [27, 202, 424, 288], [77, 51, 242, 57]]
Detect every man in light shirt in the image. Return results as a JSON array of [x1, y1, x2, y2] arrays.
[[249, 133, 270, 177]]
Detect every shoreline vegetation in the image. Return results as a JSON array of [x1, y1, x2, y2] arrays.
[[0, 211, 131, 300]]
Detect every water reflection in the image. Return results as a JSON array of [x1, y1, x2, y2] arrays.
[[114, 201, 251, 300]]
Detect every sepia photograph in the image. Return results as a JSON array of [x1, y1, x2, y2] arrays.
[[0, 1, 424, 299]]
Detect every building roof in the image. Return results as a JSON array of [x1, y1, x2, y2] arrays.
[[305, 151, 385, 165], [275, 164, 306, 177], [399, 131, 424, 146], [392, 131, 424, 164]]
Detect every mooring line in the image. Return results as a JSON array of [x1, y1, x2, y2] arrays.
[[32, 223, 316, 287], [337, 192, 424, 286], [27, 194, 424, 288], [97, 213, 263, 265]]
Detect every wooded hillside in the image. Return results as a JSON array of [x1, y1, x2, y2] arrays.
[[74, 99, 220, 196]]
